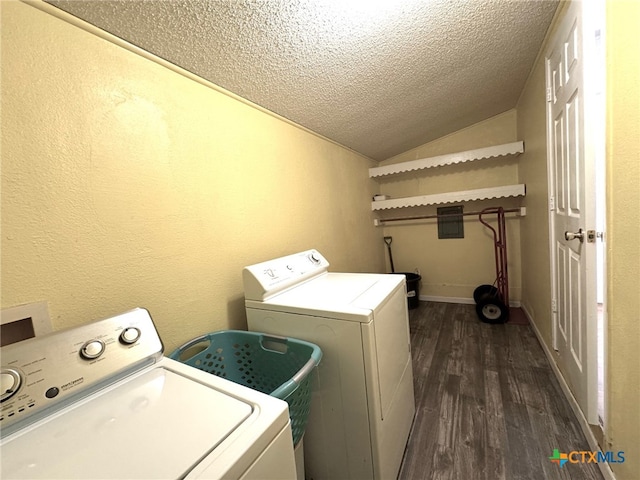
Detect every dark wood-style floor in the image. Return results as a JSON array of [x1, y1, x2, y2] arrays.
[[399, 301, 604, 480]]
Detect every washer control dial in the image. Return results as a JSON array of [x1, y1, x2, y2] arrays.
[[119, 327, 141, 345], [80, 339, 105, 360], [1, 368, 22, 402]]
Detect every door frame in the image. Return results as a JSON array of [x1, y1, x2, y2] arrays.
[[591, 0, 607, 429]]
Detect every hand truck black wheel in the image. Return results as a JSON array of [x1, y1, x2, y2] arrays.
[[475, 295, 508, 324], [473, 284, 498, 304]]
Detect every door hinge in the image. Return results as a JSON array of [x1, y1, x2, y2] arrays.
[[546, 87, 552, 102], [551, 298, 558, 313], [549, 196, 555, 211]]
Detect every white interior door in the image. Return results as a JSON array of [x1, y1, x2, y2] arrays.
[[546, 0, 598, 425]]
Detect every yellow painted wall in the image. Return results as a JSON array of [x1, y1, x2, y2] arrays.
[[605, 1, 640, 478], [516, 41, 553, 344], [375, 110, 522, 301], [517, 1, 640, 477], [0, 1, 384, 353]]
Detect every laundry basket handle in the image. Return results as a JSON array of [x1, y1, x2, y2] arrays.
[[270, 358, 316, 399], [292, 357, 319, 384], [169, 333, 211, 361], [270, 340, 323, 398]]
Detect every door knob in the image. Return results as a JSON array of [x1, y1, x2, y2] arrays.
[[564, 229, 584, 242]]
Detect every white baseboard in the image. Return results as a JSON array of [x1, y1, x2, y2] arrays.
[[521, 305, 615, 480], [420, 295, 521, 308], [420, 295, 474, 305]]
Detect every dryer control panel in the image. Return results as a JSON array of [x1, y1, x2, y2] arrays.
[[243, 249, 329, 301], [0, 308, 163, 436]]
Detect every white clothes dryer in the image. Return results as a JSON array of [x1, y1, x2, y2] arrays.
[[243, 250, 415, 480], [0, 308, 297, 480]]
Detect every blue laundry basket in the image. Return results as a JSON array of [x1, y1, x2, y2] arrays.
[[169, 330, 322, 447]]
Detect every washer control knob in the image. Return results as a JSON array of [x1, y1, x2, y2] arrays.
[[80, 340, 105, 360], [119, 327, 141, 345], [1, 368, 22, 402], [308, 252, 320, 264]]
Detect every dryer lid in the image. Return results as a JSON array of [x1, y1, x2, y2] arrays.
[[0, 367, 252, 479]]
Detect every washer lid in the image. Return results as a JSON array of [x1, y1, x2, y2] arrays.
[[247, 273, 405, 322], [1, 367, 252, 479]]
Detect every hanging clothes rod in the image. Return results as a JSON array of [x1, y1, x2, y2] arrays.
[[374, 207, 526, 225]]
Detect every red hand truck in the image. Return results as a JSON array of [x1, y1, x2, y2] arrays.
[[473, 207, 510, 324]]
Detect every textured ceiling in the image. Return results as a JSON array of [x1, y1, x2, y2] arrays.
[[46, 0, 559, 161]]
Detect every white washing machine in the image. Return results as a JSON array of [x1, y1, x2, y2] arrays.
[[243, 250, 415, 480], [0, 308, 297, 480]]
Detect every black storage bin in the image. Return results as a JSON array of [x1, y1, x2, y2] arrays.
[[399, 272, 421, 310]]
